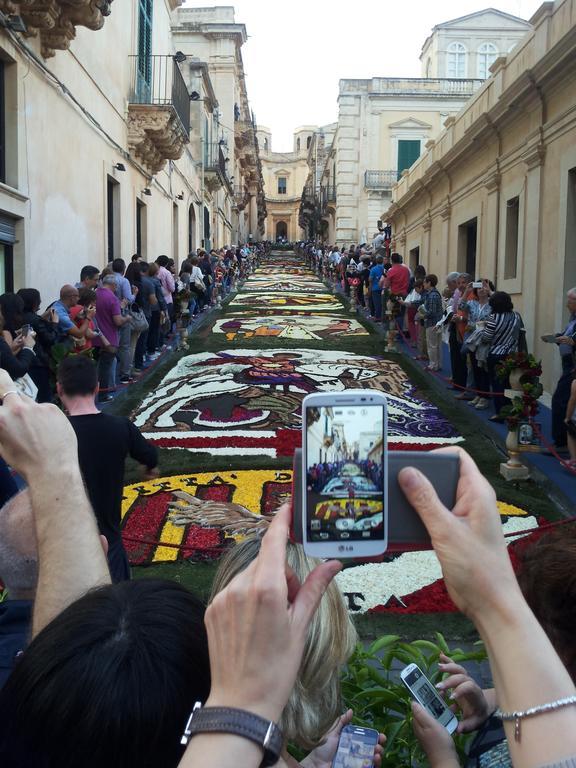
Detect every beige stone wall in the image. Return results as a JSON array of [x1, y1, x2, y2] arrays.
[[385, 0, 576, 393], [260, 143, 310, 241], [0, 2, 262, 305]]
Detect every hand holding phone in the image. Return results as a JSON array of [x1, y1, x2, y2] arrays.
[[302, 390, 388, 559], [332, 724, 379, 768], [401, 664, 458, 734]]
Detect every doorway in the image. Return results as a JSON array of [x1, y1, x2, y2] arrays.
[[276, 220, 288, 241], [457, 218, 477, 277], [188, 204, 196, 254], [409, 246, 420, 271]]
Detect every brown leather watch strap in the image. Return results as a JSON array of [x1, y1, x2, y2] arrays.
[[181, 703, 283, 767]]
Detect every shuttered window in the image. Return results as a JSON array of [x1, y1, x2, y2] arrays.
[[137, 0, 153, 100], [397, 140, 421, 179]]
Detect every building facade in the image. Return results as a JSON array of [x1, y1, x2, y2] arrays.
[[257, 126, 314, 242], [300, 9, 532, 248], [420, 8, 532, 79], [0, 1, 263, 304], [384, 0, 576, 393]]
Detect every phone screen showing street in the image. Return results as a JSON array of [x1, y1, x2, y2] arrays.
[[332, 729, 376, 768], [305, 405, 385, 542], [404, 667, 451, 723]]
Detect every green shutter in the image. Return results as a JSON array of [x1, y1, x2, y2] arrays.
[[137, 0, 153, 100], [397, 140, 421, 180]]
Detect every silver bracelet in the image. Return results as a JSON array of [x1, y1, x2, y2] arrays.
[[495, 695, 576, 742]]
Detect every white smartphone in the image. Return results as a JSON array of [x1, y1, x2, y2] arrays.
[[302, 390, 388, 559], [400, 663, 458, 734], [332, 724, 378, 768]]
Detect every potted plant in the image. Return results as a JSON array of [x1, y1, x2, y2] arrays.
[[496, 352, 542, 391]]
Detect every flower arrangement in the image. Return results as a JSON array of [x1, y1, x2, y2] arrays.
[[496, 352, 542, 380]]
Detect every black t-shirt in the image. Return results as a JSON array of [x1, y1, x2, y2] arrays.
[[69, 414, 158, 543]]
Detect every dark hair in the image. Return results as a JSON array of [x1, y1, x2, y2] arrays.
[[131, 254, 140, 262], [391, 252, 402, 264], [79, 266, 100, 283], [489, 291, 513, 314], [517, 528, 576, 681], [139, 262, 150, 275], [0, 580, 210, 768], [17, 288, 41, 314], [425, 274, 438, 287], [180, 264, 192, 275], [57, 355, 98, 395], [77, 288, 97, 308], [112, 258, 126, 274], [0, 293, 24, 334], [156, 255, 169, 268], [414, 265, 427, 279]]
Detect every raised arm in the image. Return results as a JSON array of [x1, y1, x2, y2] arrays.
[[177, 504, 342, 768], [399, 448, 576, 768], [0, 371, 110, 637]]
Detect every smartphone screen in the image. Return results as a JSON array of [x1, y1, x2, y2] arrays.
[[304, 401, 386, 547], [402, 665, 457, 731], [332, 725, 377, 768]]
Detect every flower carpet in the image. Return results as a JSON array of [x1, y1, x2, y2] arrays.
[[122, 250, 541, 615]]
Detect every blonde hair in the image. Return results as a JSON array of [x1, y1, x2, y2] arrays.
[[210, 536, 357, 749]]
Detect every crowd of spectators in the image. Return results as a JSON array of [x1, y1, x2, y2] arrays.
[[0, 244, 265, 406], [300, 235, 576, 463]]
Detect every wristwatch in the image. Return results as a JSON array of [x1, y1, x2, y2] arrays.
[[181, 702, 283, 767]]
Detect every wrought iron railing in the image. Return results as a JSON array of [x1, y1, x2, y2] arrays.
[[205, 142, 229, 179], [129, 54, 190, 136], [364, 170, 397, 189]]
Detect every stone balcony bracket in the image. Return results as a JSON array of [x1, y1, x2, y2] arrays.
[[127, 104, 189, 176], [523, 141, 546, 171], [0, 0, 114, 58]]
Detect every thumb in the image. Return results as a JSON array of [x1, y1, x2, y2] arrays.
[[398, 467, 452, 539]]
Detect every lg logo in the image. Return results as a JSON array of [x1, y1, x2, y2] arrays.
[[338, 544, 353, 552]]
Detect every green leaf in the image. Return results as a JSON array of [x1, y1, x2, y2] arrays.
[[435, 631, 450, 654], [411, 639, 441, 656], [368, 634, 401, 655]]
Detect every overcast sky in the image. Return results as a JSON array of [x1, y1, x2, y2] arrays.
[[184, 0, 543, 151]]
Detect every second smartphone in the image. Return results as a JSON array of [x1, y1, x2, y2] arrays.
[[302, 390, 388, 559]]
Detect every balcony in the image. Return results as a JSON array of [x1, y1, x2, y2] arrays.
[[204, 143, 230, 192], [364, 171, 397, 190], [320, 184, 336, 212], [0, 0, 113, 58], [127, 55, 190, 175]]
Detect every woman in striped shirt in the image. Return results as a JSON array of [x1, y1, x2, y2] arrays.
[[481, 291, 523, 421]]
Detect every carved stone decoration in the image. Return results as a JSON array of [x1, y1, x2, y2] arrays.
[[127, 105, 189, 176], [0, 0, 114, 57]]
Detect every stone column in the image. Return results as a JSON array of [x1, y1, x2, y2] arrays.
[[483, 170, 500, 283], [422, 213, 432, 264], [521, 141, 546, 350], [440, 199, 452, 276]]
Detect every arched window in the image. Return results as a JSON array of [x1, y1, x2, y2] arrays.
[[477, 42, 498, 79], [447, 42, 467, 78], [264, 138, 268, 150], [306, 136, 311, 149], [296, 138, 301, 151]]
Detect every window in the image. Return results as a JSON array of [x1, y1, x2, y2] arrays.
[[504, 197, 520, 279], [397, 140, 421, 179], [478, 42, 498, 79], [278, 177, 287, 195], [136, 0, 153, 100], [447, 42, 467, 78], [296, 138, 300, 151], [306, 136, 311, 149], [0, 213, 15, 293], [188, 203, 196, 253], [107, 176, 120, 261], [264, 138, 268, 151]]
